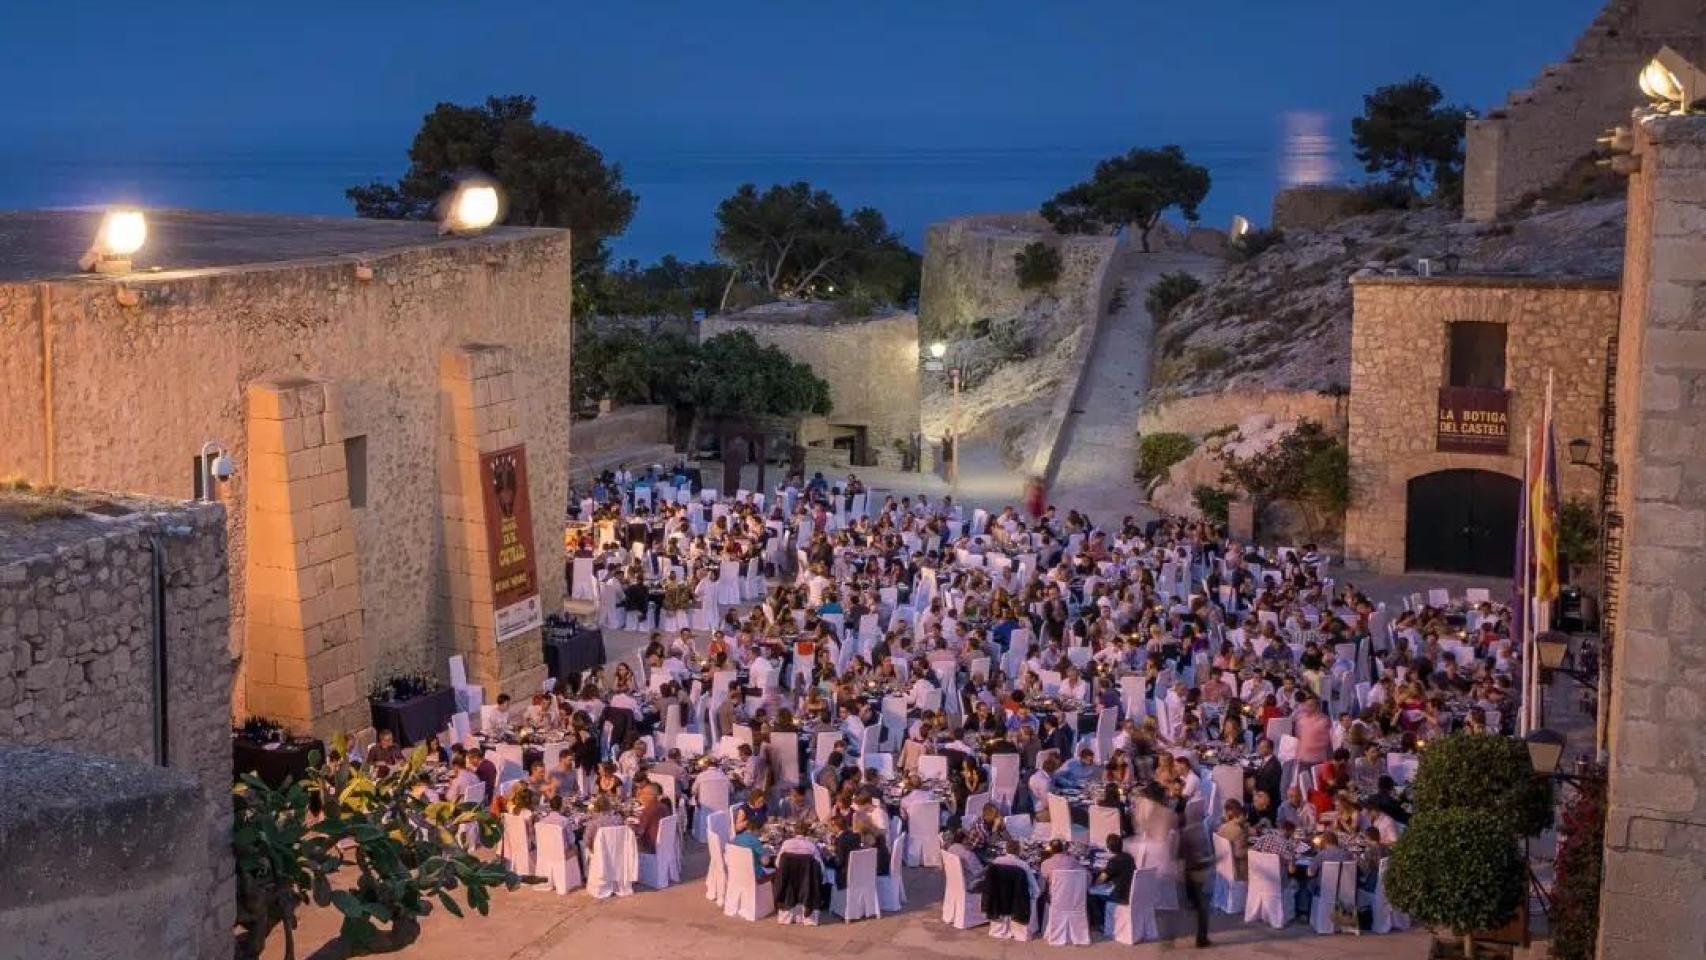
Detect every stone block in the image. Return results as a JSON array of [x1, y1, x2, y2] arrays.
[[321, 674, 358, 713], [246, 385, 299, 422]]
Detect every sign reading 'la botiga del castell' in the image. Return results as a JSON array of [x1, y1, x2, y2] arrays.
[[1436, 386, 1510, 454]]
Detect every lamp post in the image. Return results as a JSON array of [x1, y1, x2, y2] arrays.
[[925, 341, 959, 489]]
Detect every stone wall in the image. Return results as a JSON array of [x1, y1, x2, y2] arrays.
[[699, 309, 921, 469], [0, 224, 572, 732], [571, 405, 672, 458], [1138, 389, 1348, 439], [0, 746, 212, 960], [1597, 111, 1706, 959], [0, 495, 232, 960], [1271, 185, 1362, 233], [1343, 274, 1619, 572], [917, 212, 1123, 341], [1463, 0, 1706, 221]]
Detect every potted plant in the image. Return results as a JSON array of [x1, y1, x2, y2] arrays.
[[367, 671, 455, 747], [232, 715, 325, 787], [1386, 810, 1526, 958], [1409, 733, 1553, 839]]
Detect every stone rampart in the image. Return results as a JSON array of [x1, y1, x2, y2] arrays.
[[1138, 390, 1347, 439]]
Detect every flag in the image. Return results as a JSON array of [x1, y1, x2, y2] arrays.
[[1512, 424, 1531, 643], [1530, 376, 1561, 603]]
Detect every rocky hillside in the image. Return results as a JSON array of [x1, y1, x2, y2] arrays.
[[1148, 198, 1627, 403]]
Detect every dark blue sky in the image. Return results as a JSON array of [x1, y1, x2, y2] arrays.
[[2, 1, 1607, 258]]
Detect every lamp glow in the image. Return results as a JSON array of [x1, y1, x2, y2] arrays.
[[1640, 59, 1684, 103], [1229, 215, 1252, 239], [79, 209, 147, 274], [440, 182, 502, 235], [929, 341, 948, 360], [1638, 46, 1704, 111]]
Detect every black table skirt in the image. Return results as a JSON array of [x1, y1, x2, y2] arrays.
[[370, 687, 458, 746], [543, 628, 607, 679], [233, 738, 324, 787]]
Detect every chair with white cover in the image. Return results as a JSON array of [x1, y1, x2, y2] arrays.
[[500, 813, 534, 876], [695, 779, 732, 842], [455, 783, 487, 852], [769, 731, 803, 788], [941, 850, 987, 928], [570, 557, 597, 602], [534, 821, 583, 894], [1243, 850, 1290, 928], [1210, 834, 1247, 914], [917, 754, 950, 781], [1136, 831, 1181, 910], [832, 847, 882, 921], [987, 867, 1038, 941], [1092, 707, 1118, 762], [717, 560, 742, 606], [638, 814, 680, 888], [879, 833, 906, 911], [1212, 765, 1246, 820], [905, 800, 942, 867], [990, 753, 1022, 811], [1105, 868, 1160, 944], [1312, 859, 1357, 934], [722, 848, 775, 921], [1369, 857, 1409, 933], [1047, 794, 1084, 843], [1087, 805, 1123, 845], [1264, 716, 1294, 742], [1042, 868, 1091, 946], [1004, 814, 1035, 840], [705, 832, 729, 904], [587, 825, 639, 899]]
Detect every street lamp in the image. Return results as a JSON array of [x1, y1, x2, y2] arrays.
[[1525, 728, 1566, 777], [922, 341, 959, 488], [1567, 436, 1594, 467], [439, 180, 502, 236], [79, 209, 148, 274]]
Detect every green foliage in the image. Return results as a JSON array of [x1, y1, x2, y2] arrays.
[[1013, 241, 1064, 290], [1192, 485, 1233, 526], [583, 256, 734, 321], [1558, 496, 1599, 576], [233, 737, 519, 960], [1194, 346, 1231, 371], [713, 182, 919, 305], [1410, 732, 1554, 838], [346, 95, 636, 279], [572, 326, 699, 412], [1219, 419, 1351, 541], [1386, 810, 1525, 938], [1550, 776, 1607, 960], [1230, 227, 1285, 261], [1137, 433, 1196, 486], [1350, 76, 1468, 196], [688, 330, 833, 417], [1144, 271, 1202, 323], [1040, 145, 1211, 251]]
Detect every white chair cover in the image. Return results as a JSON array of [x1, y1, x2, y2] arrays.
[[941, 851, 987, 928], [1136, 832, 1181, 910], [878, 833, 906, 911], [917, 754, 949, 781], [1312, 859, 1356, 934], [705, 832, 728, 904], [832, 847, 881, 921], [1370, 856, 1410, 933], [904, 800, 942, 867], [638, 814, 680, 888], [1088, 805, 1123, 845], [1106, 867, 1160, 944], [1211, 833, 1248, 913], [1244, 850, 1289, 928], [587, 825, 639, 899], [722, 847, 775, 920], [1043, 868, 1091, 945], [500, 813, 533, 876], [533, 821, 583, 894]]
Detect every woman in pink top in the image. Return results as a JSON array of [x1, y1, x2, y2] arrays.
[[1292, 697, 1332, 765]]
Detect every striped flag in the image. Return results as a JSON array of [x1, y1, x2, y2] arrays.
[[1530, 376, 1561, 603]]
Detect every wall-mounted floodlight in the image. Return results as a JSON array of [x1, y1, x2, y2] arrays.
[[79, 209, 147, 274], [1639, 46, 1705, 112], [1229, 215, 1252, 241], [439, 180, 502, 236]]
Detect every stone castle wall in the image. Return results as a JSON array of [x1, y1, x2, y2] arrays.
[[1271, 185, 1362, 233], [0, 228, 571, 732], [699, 311, 921, 469], [1463, 0, 1706, 221], [1138, 389, 1348, 439], [571, 405, 672, 459], [1597, 112, 1706, 959], [1343, 275, 1618, 572], [0, 497, 233, 960], [917, 212, 1123, 340]]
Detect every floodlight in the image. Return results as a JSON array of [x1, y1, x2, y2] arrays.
[[440, 181, 502, 235], [1639, 46, 1705, 111], [79, 209, 147, 274]]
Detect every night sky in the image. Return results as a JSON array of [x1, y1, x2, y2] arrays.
[[2, 1, 1608, 257]]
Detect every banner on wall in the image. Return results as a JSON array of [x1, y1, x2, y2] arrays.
[[480, 445, 543, 642], [1436, 387, 1511, 454]]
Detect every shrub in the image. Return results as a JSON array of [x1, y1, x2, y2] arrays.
[[1218, 419, 1351, 543], [1230, 227, 1284, 261], [1014, 241, 1063, 290], [1550, 777, 1607, 960], [1354, 180, 1419, 212], [1145, 271, 1202, 323], [1558, 496, 1598, 579], [1387, 810, 1525, 951], [1410, 732, 1553, 838], [1192, 485, 1233, 526], [1137, 432, 1196, 486]]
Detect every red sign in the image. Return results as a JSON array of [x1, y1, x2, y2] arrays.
[[1436, 387, 1511, 454], [479, 445, 542, 641]]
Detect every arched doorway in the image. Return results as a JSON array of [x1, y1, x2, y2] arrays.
[[1405, 469, 1521, 576]]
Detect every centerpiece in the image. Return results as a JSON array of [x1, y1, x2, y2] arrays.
[[231, 715, 324, 787], [368, 671, 456, 747]]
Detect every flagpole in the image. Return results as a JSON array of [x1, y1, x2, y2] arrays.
[[1520, 423, 1534, 737], [1536, 371, 1557, 730]]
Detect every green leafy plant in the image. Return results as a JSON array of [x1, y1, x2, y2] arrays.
[[714, 181, 919, 305], [1351, 75, 1468, 198], [1218, 419, 1351, 542], [1192, 485, 1234, 526], [1144, 271, 1202, 323], [1040, 145, 1211, 252], [1136, 432, 1195, 487], [1013, 240, 1064, 290], [1386, 810, 1525, 955], [1410, 732, 1553, 839], [688, 330, 833, 418], [1550, 777, 1607, 960], [234, 737, 519, 960], [1558, 496, 1598, 581]]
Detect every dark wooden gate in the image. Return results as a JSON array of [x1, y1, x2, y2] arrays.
[[1405, 469, 1521, 577]]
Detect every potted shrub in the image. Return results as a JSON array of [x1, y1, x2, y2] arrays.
[[1386, 810, 1525, 957], [1410, 732, 1553, 839], [232, 715, 324, 787], [367, 671, 455, 747]]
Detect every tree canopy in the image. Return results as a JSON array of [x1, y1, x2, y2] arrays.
[[1040, 145, 1210, 251], [1351, 76, 1468, 197], [1219, 419, 1351, 541], [347, 95, 637, 277], [582, 256, 734, 323], [572, 326, 700, 411], [713, 182, 919, 307], [687, 330, 833, 418]]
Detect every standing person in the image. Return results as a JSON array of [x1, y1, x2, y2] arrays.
[[1178, 799, 1215, 949], [1025, 476, 1046, 523]]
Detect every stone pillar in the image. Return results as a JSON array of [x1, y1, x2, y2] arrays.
[[438, 345, 547, 700], [242, 378, 369, 739], [1597, 113, 1706, 958]]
